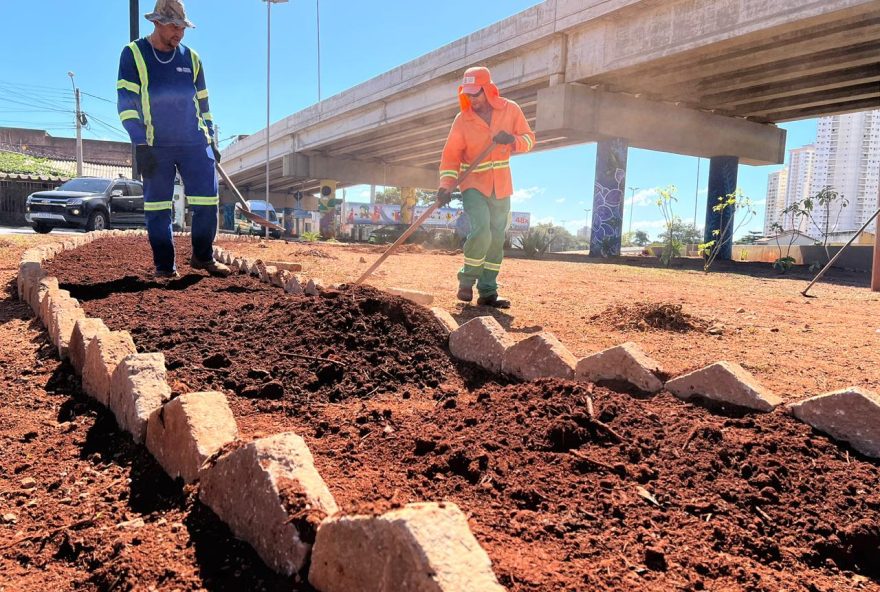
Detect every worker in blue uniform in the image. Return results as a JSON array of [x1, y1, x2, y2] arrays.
[[117, 0, 230, 278]]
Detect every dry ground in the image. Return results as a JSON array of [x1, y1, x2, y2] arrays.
[[1, 232, 878, 591], [221, 237, 880, 399]]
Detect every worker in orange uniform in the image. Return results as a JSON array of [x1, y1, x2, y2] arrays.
[[436, 66, 535, 308]]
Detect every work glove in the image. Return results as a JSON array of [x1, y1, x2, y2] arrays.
[[493, 131, 516, 145], [135, 144, 157, 178], [435, 188, 452, 207], [211, 142, 222, 164]]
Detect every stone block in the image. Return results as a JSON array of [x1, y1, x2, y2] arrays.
[[50, 299, 86, 360], [262, 265, 279, 283], [309, 502, 504, 592], [21, 248, 42, 263], [448, 316, 513, 374], [146, 391, 237, 482], [275, 269, 291, 288], [304, 279, 321, 296], [83, 330, 137, 406], [69, 318, 109, 375], [788, 387, 880, 459], [40, 287, 69, 326], [199, 432, 338, 575], [385, 287, 434, 306], [502, 332, 577, 381], [285, 274, 304, 295], [430, 307, 459, 335], [239, 258, 253, 274], [33, 276, 59, 319], [267, 260, 303, 272], [666, 361, 781, 412], [17, 261, 41, 302], [110, 353, 172, 443], [575, 342, 664, 393], [231, 257, 243, 272]]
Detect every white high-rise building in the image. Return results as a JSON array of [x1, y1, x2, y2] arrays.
[[763, 167, 789, 235], [783, 144, 816, 233], [810, 109, 880, 236]]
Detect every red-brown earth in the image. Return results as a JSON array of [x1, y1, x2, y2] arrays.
[[1, 234, 878, 591]]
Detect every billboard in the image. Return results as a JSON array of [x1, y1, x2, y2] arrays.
[[343, 202, 530, 231]]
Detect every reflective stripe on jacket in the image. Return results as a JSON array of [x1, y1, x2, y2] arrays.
[[438, 98, 535, 199], [116, 38, 214, 147]]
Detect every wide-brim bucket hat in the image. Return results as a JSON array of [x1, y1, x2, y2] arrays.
[[145, 0, 195, 28]]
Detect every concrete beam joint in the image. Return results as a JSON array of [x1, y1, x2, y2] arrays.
[[282, 153, 438, 190], [536, 84, 786, 165]]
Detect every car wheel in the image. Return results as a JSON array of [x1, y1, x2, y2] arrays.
[[32, 223, 53, 234], [86, 210, 108, 231]]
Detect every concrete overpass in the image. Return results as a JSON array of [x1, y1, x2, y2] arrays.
[[221, 0, 880, 258]]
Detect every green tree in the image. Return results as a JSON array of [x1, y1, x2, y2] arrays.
[[633, 230, 650, 246], [0, 151, 68, 176], [374, 187, 437, 206]]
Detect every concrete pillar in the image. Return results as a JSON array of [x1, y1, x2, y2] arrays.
[[589, 138, 628, 257], [400, 187, 417, 225], [318, 179, 338, 238], [704, 156, 739, 261]]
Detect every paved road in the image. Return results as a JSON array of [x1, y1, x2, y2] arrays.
[[0, 226, 85, 236]]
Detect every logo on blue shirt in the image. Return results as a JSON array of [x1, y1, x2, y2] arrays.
[[176, 67, 193, 74]]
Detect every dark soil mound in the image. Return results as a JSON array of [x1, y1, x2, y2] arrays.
[[598, 302, 710, 333], [46, 237, 477, 406]]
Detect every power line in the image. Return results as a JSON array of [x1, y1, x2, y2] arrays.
[[81, 90, 115, 104]]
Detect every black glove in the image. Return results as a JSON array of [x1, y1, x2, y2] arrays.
[[493, 131, 516, 145], [135, 144, 157, 177], [211, 142, 222, 163], [436, 188, 452, 207]]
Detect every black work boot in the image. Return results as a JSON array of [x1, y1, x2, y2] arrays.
[[456, 284, 473, 302], [477, 293, 511, 309]]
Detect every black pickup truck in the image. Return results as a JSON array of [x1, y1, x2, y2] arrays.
[[25, 176, 144, 233]]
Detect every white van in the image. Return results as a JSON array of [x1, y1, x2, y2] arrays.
[[234, 200, 281, 238]]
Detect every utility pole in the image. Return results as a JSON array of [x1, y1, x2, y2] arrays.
[[263, 0, 289, 240], [627, 186, 639, 236], [68, 72, 83, 177], [129, 0, 139, 178]]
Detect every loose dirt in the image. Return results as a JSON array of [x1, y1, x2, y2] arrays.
[[4, 235, 872, 591], [596, 302, 711, 333]]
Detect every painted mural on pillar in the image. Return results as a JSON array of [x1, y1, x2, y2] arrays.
[[705, 156, 739, 261], [590, 138, 628, 257]]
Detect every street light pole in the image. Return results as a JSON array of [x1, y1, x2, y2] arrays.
[[262, 0, 289, 239], [583, 208, 591, 242], [627, 186, 639, 237], [68, 72, 83, 177], [129, 0, 139, 178]]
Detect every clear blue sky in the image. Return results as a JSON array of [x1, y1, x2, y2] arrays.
[[0, 0, 817, 239]]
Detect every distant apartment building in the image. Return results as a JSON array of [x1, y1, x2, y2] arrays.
[[783, 144, 815, 232], [762, 167, 788, 235], [810, 109, 880, 235]]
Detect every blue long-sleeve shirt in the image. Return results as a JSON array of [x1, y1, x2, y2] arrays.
[[117, 38, 215, 147]]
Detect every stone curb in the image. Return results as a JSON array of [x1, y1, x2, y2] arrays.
[[665, 361, 782, 412], [25, 233, 873, 586], [309, 502, 505, 592], [18, 231, 499, 587]]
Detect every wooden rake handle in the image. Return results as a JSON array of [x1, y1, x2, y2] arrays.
[[354, 142, 497, 285]]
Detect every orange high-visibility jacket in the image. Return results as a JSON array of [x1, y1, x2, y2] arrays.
[[438, 98, 535, 199]]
